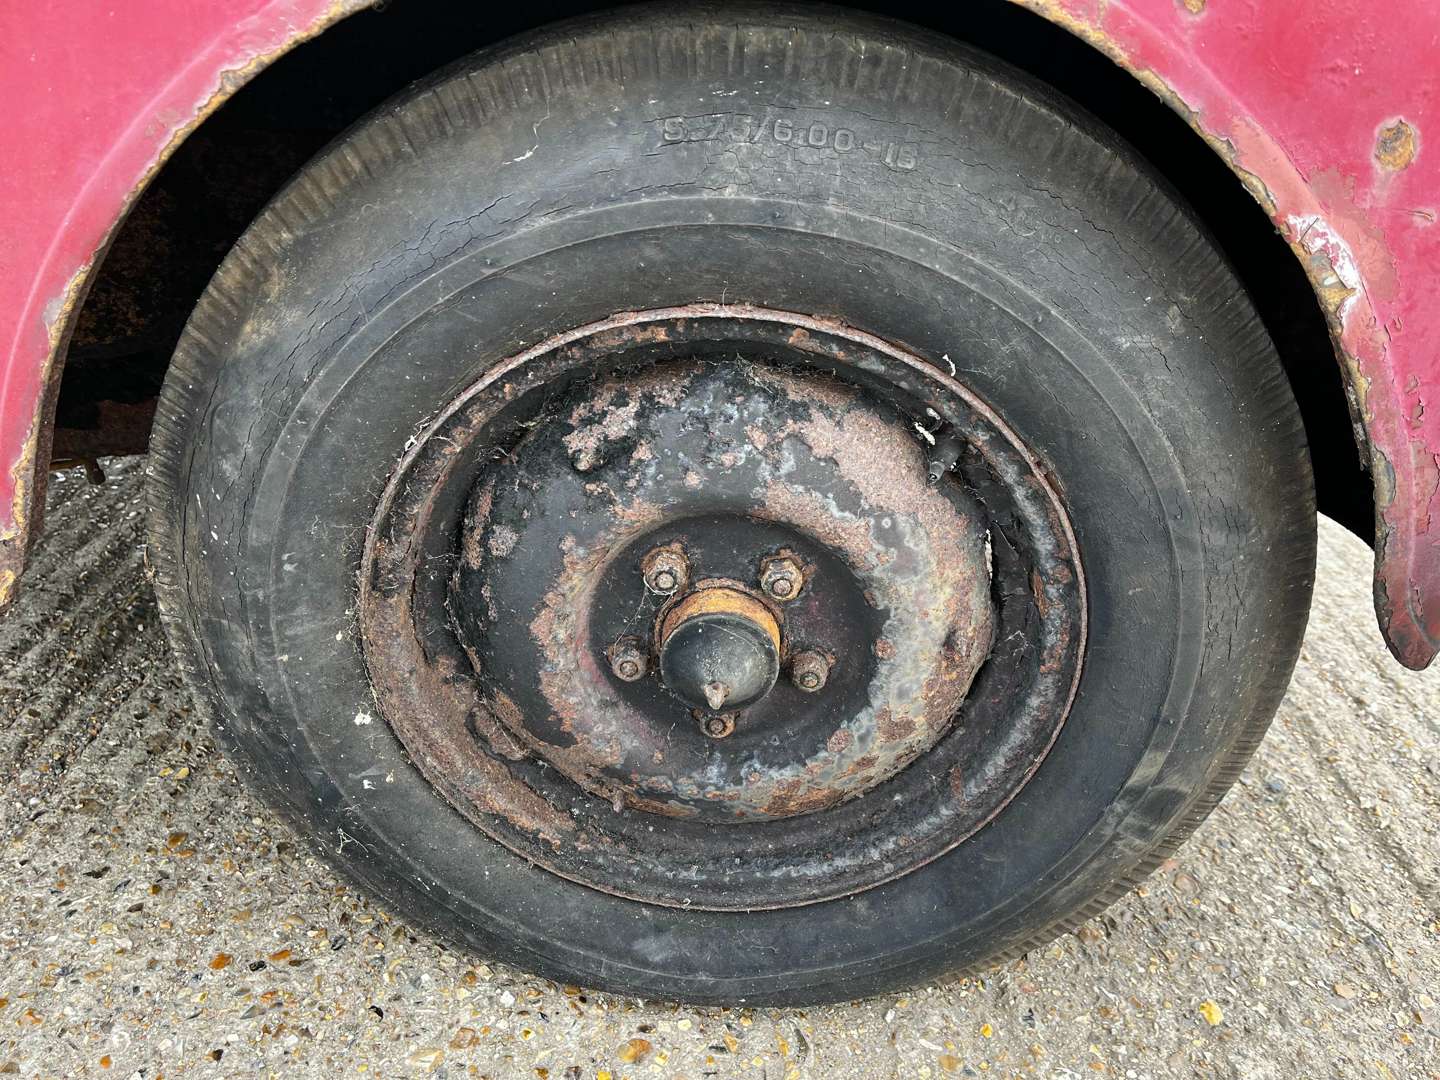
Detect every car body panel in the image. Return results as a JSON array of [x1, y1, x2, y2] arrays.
[[0, 0, 367, 603], [1, 0, 1436, 665], [1018, 0, 1440, 668]]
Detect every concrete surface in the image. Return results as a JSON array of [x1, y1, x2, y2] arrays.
[[1, 459, 1437, 1079]]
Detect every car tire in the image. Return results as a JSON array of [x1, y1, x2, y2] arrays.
[[148, 4, 1315, 1004]]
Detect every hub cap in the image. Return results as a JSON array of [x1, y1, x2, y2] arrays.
[[358, 304, 1085, 909], [656, 587, 782, 713]]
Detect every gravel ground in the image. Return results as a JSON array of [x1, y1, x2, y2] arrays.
[[1, 459, 1437, 1079]]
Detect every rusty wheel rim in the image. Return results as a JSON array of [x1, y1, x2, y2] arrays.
[[358, 304, 1085, 910]]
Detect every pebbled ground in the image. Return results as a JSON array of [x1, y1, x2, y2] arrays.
[[1, 459, 1436, 1079]]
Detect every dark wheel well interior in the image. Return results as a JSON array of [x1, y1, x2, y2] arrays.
[[58, 0, 1370, 538]]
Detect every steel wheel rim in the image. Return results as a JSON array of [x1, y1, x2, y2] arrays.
[[357, 304, 1086, 910]]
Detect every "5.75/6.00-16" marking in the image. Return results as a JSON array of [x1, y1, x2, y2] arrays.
[[658, 113, 919, 170]]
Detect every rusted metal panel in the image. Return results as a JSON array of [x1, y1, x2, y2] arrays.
[[0, 0, 368, 606], [2, 0, 1437, 667]]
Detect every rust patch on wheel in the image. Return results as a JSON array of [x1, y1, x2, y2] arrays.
[[357, 304, 1085, 910]]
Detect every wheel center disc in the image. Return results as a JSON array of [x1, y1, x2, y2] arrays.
[[447, 359, 995, 822], [357, 304, 1086, 910]]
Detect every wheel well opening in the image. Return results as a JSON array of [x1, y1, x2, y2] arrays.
[[58, 0, 1369, 536]]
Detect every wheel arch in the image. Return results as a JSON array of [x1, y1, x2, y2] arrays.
[[7, 0, 1433, 666]]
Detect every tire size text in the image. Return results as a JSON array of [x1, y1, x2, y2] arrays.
[[658, 113, 919, 170]]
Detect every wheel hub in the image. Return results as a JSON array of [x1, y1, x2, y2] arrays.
[[656, 586, 782, 714], [357, 304, 1086, 910]]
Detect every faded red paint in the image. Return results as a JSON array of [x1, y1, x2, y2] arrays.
[[0, 0, 366, 603], [2, 0, 1438, 665], [1015, 0, 1440, 666]]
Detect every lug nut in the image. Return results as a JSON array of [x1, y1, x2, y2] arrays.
[[790, 650, 832, 693], [609, 637, 648, 682], [699, 712, 737, 739], [641, 545, 689, 595], [759, 554, 805, 601]]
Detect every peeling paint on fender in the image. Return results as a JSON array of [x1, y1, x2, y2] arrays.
[[1287, 216, 1364, 322]]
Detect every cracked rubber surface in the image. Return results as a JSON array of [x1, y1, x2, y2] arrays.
[[143, 5, 1315, 1003]]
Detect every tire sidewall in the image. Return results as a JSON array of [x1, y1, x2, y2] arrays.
[[152, 8, 1313, 1003]]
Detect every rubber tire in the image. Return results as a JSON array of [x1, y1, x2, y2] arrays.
[[148, 4, 1315, 1004]]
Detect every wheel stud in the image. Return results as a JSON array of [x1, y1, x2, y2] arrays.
[[790, 650, 831, 693], [642, 545, 689, 595], [760, 554, 805, 601], [609, 637, 649, 682]]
